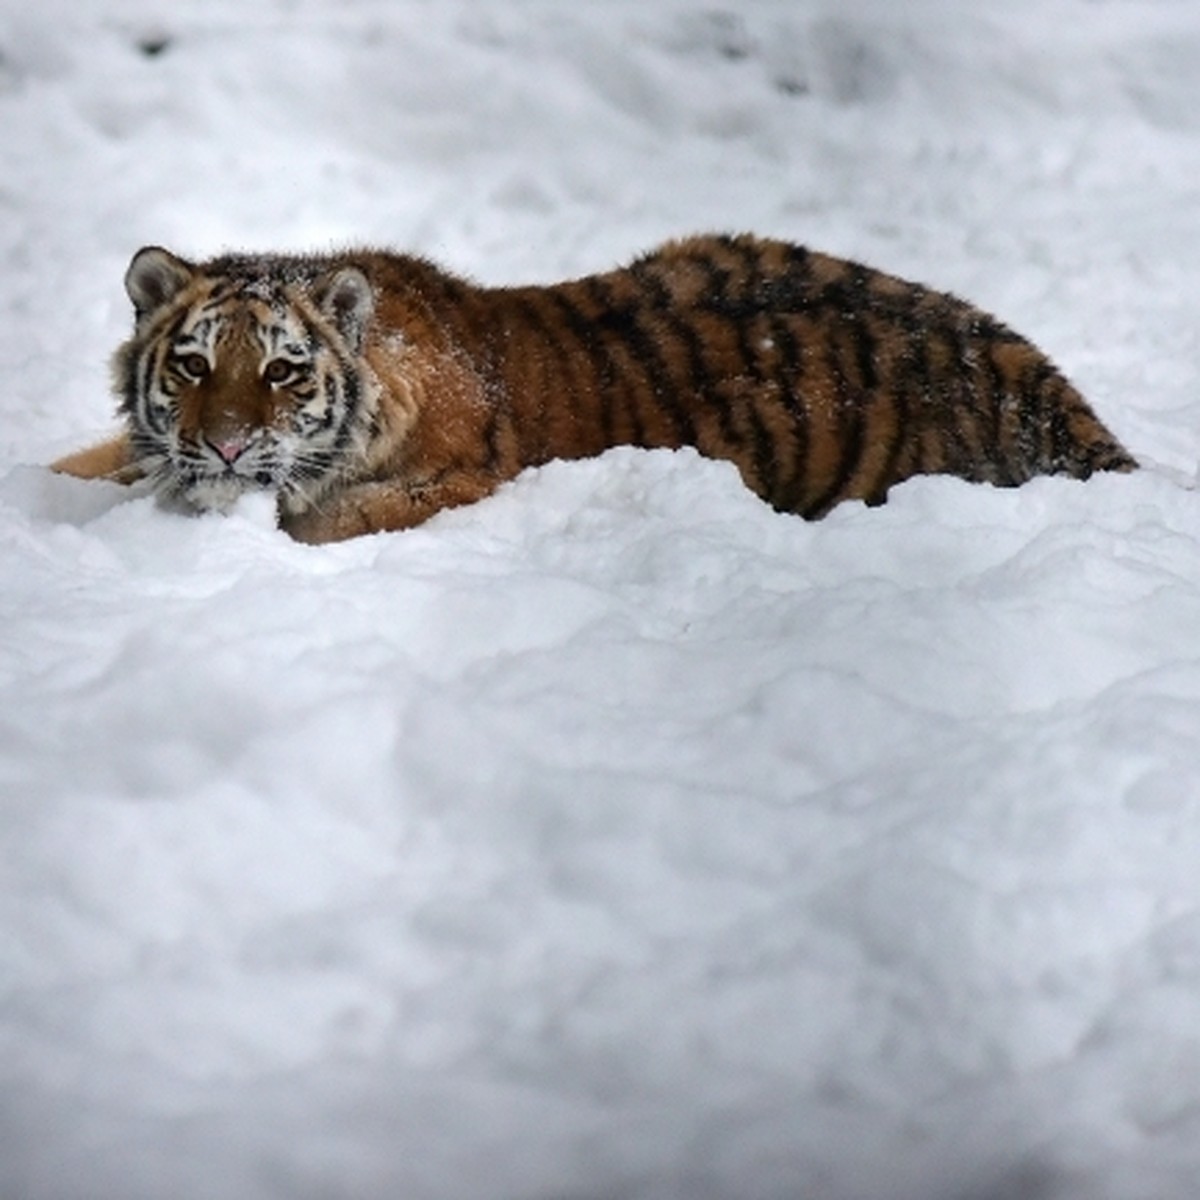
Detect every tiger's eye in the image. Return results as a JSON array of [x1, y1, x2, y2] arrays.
[[179, 353, 209, 379], [263, 359, 295, 384]]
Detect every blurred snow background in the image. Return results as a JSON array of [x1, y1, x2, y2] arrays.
[[2, 2, 1200, 1198]]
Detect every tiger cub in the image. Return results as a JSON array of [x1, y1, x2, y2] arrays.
[[52, 234, 1135, 543]]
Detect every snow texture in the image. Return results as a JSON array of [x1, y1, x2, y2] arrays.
[[2, 2, 1200, 1198]]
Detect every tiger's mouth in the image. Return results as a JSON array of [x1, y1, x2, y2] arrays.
[[169, 432, 295, 513], [181, 466, 279, 514], [205, 440, 281, 490]]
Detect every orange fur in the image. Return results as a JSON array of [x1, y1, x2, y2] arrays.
[[51, 436, 139, 483], [52, 235, 1135, 542]]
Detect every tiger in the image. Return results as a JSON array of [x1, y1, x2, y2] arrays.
[[51, 233, 1136, 543]]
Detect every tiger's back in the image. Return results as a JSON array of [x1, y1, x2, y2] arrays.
[[51, 233, 1135, 542], [487, 234, 1135, 519]]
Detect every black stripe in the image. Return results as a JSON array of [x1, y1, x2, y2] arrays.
[[924, 328, 974, 475], [696, 248, 736, 314], [1049, 395, 1073, 472], [847, 275, 880, 393], [768, 315, 811, 512], [715, 243, 775, 388], [138, 344, 172, 436], [481, 405, 505, 473], [324, 362, 364, 458], [941, 324, 990, 479], [132, 347, 155, 417], [870, 371, 909, 504], [118, 352, 141, 419], [978, 340, 1017, 482], [959, 327, 1003, 475], [508, 295, 581, 461], [909, 322, 937, 474], [744, 399, 779, 503], [1017, 358, 1057, 474], [716, 250, 813, 508], [629, 258, 742, 448], [548, 292, 627, 446], [1039, 371, 1077, 471], [585, 276, 696, 447], [981, 351, 1011, 478], [764, 243, 817, 315], [801, 330, 867, 517]]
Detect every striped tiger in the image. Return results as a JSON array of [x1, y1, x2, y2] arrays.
[[52, 234, 1135, 543]]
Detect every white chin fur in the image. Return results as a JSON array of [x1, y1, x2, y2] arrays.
[[184, 476, 268, 514]]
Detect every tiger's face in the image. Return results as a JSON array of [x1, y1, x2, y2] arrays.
[[114, 246, 378, 516]]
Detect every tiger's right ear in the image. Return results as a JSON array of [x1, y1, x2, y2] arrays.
[[317, 267, 375, 353], [124, 246, 196, 321]]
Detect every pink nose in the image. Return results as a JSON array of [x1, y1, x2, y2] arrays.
[[212, 438, 247, 465]]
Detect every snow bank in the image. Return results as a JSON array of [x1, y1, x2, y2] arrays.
[[3, 3, 1200, 1199]]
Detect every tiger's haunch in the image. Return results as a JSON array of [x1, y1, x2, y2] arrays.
[[51, 233, 1136, 542]]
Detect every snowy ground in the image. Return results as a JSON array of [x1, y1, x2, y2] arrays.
[[2, 2, 1200, 1198]]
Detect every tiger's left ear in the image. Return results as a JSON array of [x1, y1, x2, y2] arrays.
[[125, 246, 196, 323], [318, 268, 374, 353]]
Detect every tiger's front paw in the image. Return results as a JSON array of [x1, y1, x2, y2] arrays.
[[51, 434, 140, 483], [280, 506, 357, 544]]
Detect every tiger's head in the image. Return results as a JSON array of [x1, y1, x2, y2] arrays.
[[113, 246, 380, 516]]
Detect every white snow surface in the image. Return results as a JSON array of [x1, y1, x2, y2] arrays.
[[2, 2, 1200, 1198]]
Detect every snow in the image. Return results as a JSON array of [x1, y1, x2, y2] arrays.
[[3, 1, 1200, 1197]]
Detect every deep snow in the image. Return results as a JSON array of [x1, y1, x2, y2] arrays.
[[3, 3, 1200, 1199]]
